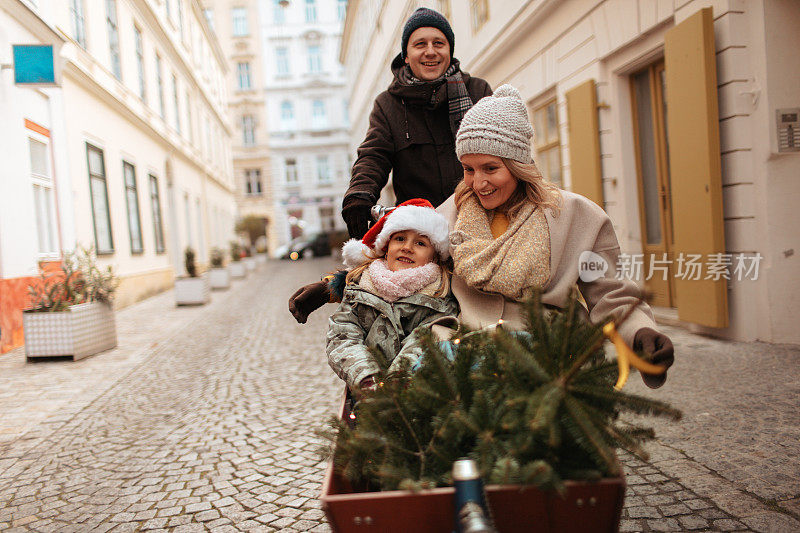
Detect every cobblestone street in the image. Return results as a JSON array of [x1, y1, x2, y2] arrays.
[[0, 259, 798, 532]]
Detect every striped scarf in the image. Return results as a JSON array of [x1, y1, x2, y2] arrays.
[[404, 62, 473, 137]]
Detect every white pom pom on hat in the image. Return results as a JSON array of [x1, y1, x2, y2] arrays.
[[340, 198, 450, 268]]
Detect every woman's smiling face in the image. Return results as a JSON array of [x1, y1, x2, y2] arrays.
[[461, 154, 518, 210]]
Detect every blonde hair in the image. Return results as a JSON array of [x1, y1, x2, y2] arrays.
[[345, 254, 451, 298], [454, 157, 562, 218]]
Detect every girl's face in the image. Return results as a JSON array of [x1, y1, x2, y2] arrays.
[[386, 230, 437, 271], [461, 154, 519, 210]]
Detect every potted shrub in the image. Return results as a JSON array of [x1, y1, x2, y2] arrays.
[[208, 247, 230, 290], [243, 246, 256, 272], [320, 295, 681, 532], [255, 243, 268, 264], [174, 247, 210, 306], [229, 241, 246, 279], [24, 246, 119, 361]]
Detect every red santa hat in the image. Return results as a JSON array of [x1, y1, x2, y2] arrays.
[[341, 198, 450, 268]]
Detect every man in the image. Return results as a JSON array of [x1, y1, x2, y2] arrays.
[[289, 8, 491, 323], [341, 7, 492, 239]]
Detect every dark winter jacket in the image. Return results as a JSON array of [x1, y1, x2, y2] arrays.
[[345, 56, 492, 209]]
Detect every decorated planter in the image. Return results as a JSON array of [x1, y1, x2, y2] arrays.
[[229, 262, 246, 279], [175, 274, 210, 306], [209, 267, 230, 290], [23, 301, 118, 360], [244, 257, 256, 271], [321, 397, 626, 533]]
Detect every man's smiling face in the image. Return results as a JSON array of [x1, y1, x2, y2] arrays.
[[405, 27, 450, 81]]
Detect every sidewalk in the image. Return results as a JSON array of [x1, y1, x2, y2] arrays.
[[0, 258, 798, 532]]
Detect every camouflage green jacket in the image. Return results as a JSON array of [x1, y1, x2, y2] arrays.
[[326, 281, 458, 389]]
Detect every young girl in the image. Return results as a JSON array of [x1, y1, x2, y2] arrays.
[[326, 199, 458, 393]]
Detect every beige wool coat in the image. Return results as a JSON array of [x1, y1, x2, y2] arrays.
[[436, 190, 658, 347]]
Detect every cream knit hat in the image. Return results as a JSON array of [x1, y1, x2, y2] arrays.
[[455, 84, 533, 164]]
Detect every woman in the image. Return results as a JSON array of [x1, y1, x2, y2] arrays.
[[441, 84, 673, 387], [341, 7, 492, 239]]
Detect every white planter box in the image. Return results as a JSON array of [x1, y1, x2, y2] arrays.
[[229, 262, 246, 278], [208, 268, 230, 290], [256, 253, 268, 264], [175, 274, 210, 306], [23, 301, 118, 360], [244, 257, 256, 271]]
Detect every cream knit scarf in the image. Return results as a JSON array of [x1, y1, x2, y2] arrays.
[[451, 195, 551, 301], [360, 260, 443, 302]]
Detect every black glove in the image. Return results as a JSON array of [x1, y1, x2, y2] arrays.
[[288, 280, 331, 324], [633, 327, 674, 389], [342, 196, 373, 239]]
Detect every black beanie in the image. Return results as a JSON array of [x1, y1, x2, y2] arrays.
[[401, 7, 455, 59]]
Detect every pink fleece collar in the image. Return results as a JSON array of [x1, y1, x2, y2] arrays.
[[366, 260, 440, 302]]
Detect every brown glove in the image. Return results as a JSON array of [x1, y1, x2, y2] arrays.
[[288, 280, 331, 324], [633, 327, 674, 389]]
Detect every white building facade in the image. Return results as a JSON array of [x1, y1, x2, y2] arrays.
[[261, 0, 350, 252], [0, 0, 236, 353], [202, 0, 276, 255], [341, 0, 800, 344]]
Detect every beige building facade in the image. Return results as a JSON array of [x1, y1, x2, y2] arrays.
[[341, 0, 800, 344], [2, 0, 237, 315], [202, 0, 276, 255]]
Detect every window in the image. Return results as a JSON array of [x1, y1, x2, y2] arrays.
[[232, 7, 248, 36], [70, 0, 86, 48], [203, 8, 214, 31], [156, 54, 165, 118], [305, 0, 316, 22], [184, 193, 192, 251], [470, 0, 489, 33], [135, 25, 146, 102], [149, 175, 165, 252], [320, 206, 335, 231], [237, 62, 252, 90], [276, 47, 289, 76], [280, 100, 294, 129], [531, 99, 562, 188], [307, 45, 321, 74], [245, 169, 262, 195], [165, 0, 172, 20], [29, 137, 57, 255], [86, 144, 114, 254], [185, 90, 193, 143], [316, 155, 330, 183], [195, 197, 204, 260], [285, 158, 298, 183], [312, 100, 326, 129], [177, 0, 184, 37], [242, 114, 256, 146], [273, 0, 286, 24], [172, 74, 181, 133], [106, 0, 121, 80], [123, 162, 143, 253], [337, 0, 347, 21], [342, 98, 349, 125]]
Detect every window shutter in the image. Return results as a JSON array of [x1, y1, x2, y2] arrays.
[[665, 8, 728, 328], [565, 80, 604, 207]]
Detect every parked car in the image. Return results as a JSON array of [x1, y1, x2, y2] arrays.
[[280, 233, 332, 260]]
